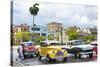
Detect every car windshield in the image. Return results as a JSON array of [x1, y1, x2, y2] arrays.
[[25, 43, 33, 46], [40, 42, 48, 47], [67, 40, 84, 46], [40, 42, 60, 47], [91, 44, 97, 46], [49, 43, 60, 45]]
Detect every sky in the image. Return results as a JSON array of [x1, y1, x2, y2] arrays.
[[13, 1, 97, 28]]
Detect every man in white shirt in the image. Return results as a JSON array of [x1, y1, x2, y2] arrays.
[[18, 44, 24, 60]]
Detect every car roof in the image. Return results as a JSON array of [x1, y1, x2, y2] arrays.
[[67, 40, 82, 43], [91, 41, 97, 44], [42, 40, 60, 45]]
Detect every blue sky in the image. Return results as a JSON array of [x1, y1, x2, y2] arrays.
[[13, 1, 97, 28]]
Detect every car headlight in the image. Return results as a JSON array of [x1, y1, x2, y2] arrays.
[[62, 49, 66, 52], [52, 51, 55, 53]]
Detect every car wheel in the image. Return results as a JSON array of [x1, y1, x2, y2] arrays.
[[23, 55, 27, 58], [30, 54, 34, 58], [89, 53, 93, 58], [75, 53, 78, 58], [63, 57, 67, 62], [47, 54, 52, 62], [78, 54, 81, 58], [36, 53, 39, 57], [38, 54, 42, 61], [75, 53, 81, 58]]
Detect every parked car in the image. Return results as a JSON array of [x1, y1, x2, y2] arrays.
[[61, 40, 94, 58], [22, 41, 38, 58], [90, 41, 97, 55], [38, 40, 68, 62]]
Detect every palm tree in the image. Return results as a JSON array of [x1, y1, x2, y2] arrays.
[[29, 3, 39, 39]]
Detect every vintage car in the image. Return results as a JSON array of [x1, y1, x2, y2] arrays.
[[61, 40, 94, 58], [22, 41, 38, 57], [38, 40, 68, 62]]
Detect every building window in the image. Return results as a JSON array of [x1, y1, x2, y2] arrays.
[[35, 33, 40, 36], [42, 33, 46, 36], [34, 28, 40, 31], [24, 28, 27, 31]]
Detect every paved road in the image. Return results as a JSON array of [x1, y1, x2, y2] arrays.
[[12, 46, 97, 66]]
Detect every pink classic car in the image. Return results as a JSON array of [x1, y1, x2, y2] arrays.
[[23, 41, 38, 58]]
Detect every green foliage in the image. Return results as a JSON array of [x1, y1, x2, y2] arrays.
[[68, 32, 78, 40], [83, 35, 95, 44], [47, 35, 54, 40], [66, 27, 78, 40], [29, 3, 39, 15], [15, 32, 31, 42], [34, 36, 46, 44]]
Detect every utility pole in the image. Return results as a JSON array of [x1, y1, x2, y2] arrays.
[[32, 15, 34, 41], [61, 27, 63, 45]]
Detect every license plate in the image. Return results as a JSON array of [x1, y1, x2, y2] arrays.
[[81, 55, 89, 58], [56, 51, 64, 56]]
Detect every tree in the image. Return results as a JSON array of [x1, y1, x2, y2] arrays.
[[29, 3, 39, 35], [83, 35, 95, 44], [47, 35, 54, 40], [15, 32, 31, 44], [66, 27, 78, 40], [34, 36, 46, 44], [68, 32, 78, 40]]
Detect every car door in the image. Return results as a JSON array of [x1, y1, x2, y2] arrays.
[[40, 42, 48, 56]]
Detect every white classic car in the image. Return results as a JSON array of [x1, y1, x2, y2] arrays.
[[61, 40, 94, 58]]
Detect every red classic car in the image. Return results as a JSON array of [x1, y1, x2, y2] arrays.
[[23, 41, 38, 57]]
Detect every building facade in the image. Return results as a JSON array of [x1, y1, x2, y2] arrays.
[[30, 25, 48, 36], [47, 22, 62, 32], [13, 23, 30, 33], [12, 23, 30, 45], [76, 27, 97, 40], [47, 22, 68, 43]]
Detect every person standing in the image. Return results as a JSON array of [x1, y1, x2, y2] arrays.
[[17, 44, 24, 60]]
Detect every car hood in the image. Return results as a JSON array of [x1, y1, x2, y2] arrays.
[[72, 44, 94, 50], [24, 46, 37, 51], [47, 46, 62, 50]]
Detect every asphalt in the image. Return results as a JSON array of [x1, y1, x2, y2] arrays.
[[11, 46, 97, 66]]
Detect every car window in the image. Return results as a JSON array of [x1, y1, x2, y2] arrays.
[[91, 44, 97, 46], [25, 43, 33, 46], [49, 43, 60, 45], [40, 42, 48, 47], [67, 41, 84, 46]]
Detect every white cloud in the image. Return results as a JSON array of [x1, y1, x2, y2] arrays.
[[81, 16, 89, 24], [13, 1, 97, 28]]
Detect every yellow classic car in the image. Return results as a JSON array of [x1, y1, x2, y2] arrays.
[[38, 41, 68, 62]]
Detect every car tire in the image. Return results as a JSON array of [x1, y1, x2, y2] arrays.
[[30, 54, 34, 58], [75, 53, 78, 58], [63, 57, 67, 62], [38, 53, 42, 61], [47, 54, 52, 62], [75, 53, 81, 58], [78, 54, 81, 58], [36, 53, 39, 57], [89, 53, 93, 58], [38, 55, 42, 61], [23, 55, 27, 58]]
